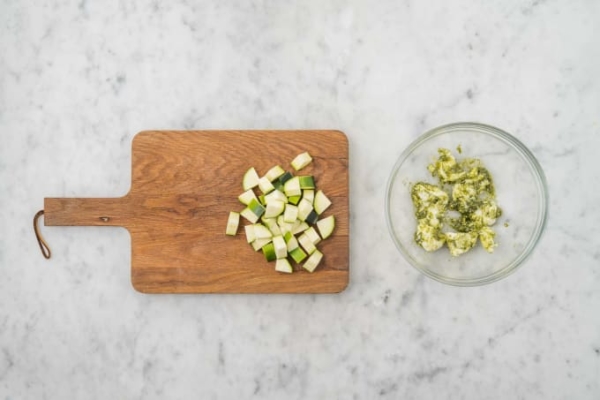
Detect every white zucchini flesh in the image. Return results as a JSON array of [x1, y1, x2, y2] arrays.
[[297, 198, 313, 221], [240, 208, 259, 223], [292, 221, 309, 235], [304, 226, 321, 245], [283, 204, 298, 223], [283, 176, 301, 197], [279, 222, 293, 235], [265, 165, 285, 182], [253, 224, 273, 239], [316, 215, 335, 239], [230, 151, 336, 273], [313, 190, 332, 214], [264, 200, 285, 218], [291, 152, 313, 171], [302, 190, 314, 204], [302, 249, 323, 273], [243, 167, 260, 190], [285, 234, 299, 252], [251, 237, 272, 251], [275, 258, 293, 273], [258, 176, 275, 194], [272, 236, 287, 259], [264, 189, 287, 204], [226, 212, 240, 236], [244, 225, 256, 243], [238, 189, 258, 205], [298, 233, 316, 255], [262, 218, 282, 236]]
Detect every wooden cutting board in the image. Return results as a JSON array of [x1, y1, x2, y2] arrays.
[[44, 130, 349, 293]]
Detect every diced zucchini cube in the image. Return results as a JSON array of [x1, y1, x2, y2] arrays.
[[302, 189, 315, 204], [225, 212, 240, 236], [283, 204, 298, 223], [297, 198, 313, 222], [275, 258, 293, 273], [298, 233, 316, 255], [258, 176, 275, 194], [302, 249, 323, 273], [304, 226, 321, 245], [291, 152, 313, 171], [278, 171, 293, 184], [288, 195, 301, 205], [284, 176, 301, 197], [298, 176, 315, 189], [262, 242, 276, 262], [244, 224, 256, 243], [272, 235, 287, 259], [289, 247, 307, 263], [265, 165, 285, 182], [264, 200, 285, 218]]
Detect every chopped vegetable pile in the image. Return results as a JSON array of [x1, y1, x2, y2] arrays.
[[225, 152, 336, 273], [411, 148, 502, 257]]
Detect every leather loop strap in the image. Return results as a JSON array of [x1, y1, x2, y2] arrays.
[[34, 210, 51, 259]]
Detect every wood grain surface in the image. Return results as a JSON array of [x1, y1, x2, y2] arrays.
[[44, 130, 349, 293]]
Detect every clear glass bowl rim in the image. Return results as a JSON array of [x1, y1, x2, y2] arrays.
[[385, 121, 549, 286]]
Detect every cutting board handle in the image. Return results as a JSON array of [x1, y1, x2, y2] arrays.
[[44, 197, 129, 227]]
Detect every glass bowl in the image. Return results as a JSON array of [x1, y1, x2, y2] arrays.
[[385, 122, 548, 286]]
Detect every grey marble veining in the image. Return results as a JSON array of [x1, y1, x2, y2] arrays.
[[1, 0, 599, 398]]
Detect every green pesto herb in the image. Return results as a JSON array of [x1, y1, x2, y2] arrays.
[[457, 144, 462, 154], [411, 148, 502, 256]]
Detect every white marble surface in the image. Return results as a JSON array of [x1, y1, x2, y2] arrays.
[[1, 0, 599, 398]]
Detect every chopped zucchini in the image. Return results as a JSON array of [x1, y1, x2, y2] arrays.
[[278, 171, 293, 184], [265, 165, 285, 182], [251, 237, 272, 251], [283, 204, 298, 223], [238, 189, 258, 206], [240, 208, 259, 223], [231, 151, 335, 274], [265, 189, 287, 204], [253, 224, 273, 239], [289, 247, 307, 263], [297, 198, 314, 221], [262, 218, 282, 236], [258, 176, 275, 194], [264, 200, 285, 218], [305, 210, 319, 225], [314, 190, 331, 214], [275, 258, 293, 273], [244, 224, 256, 243], [291, 152, 313, 171], [283, 176, 301, 197], [298, 176, 315, 189], [292, 221, 309, 235], [272, 236, 287, 259], [247, 199, 265, 218], [304, 226, 321, 245], [243, 167, 260, 190], [262, 243, 276, 262], [303, 190, 315, 204], [316, 215, 335, 239], [225, 212, 240, 236], [288, 195, 301, 205], [302, 249, 323, 273], [284, 231, 299, 252], [298, 233, 316, 255]]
